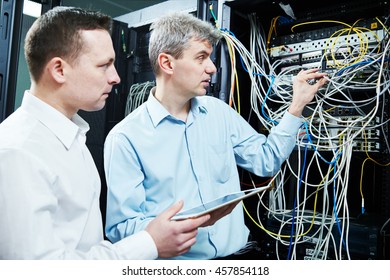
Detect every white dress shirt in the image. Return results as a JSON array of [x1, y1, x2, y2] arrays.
[[0, 91, 157, 259]]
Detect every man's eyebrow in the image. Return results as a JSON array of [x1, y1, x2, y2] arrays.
[[104, 57, 115, 64], [195, 50, 211, 56]]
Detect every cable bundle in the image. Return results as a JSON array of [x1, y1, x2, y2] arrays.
[[125, 80, 156, 116], [218, 11, 390, 259]]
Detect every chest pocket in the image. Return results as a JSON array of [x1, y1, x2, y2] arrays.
[[208, 144, 231, 183]]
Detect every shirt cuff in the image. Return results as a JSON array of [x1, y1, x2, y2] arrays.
[[277, 111, 303, 135], [113, 230, 158, 259]]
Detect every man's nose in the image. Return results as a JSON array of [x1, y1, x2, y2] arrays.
[[205, 58, 217, 74], [109, 66, 121, 85]]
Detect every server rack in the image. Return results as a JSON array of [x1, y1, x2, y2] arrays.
[[197, 0, 390, 259], [0, 0, 23, 122]]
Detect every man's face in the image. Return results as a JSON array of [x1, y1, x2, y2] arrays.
[[171, 38, 217, 99], [66, 29, 120, 113]]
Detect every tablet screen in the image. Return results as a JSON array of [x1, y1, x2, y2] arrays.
[[171, 184, 271, 220]]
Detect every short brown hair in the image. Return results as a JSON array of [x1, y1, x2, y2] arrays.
[[24, 6, 112, 82]]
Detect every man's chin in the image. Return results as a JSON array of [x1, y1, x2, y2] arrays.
[[84, 102, 107, 113], [197, 88, 208, 96]]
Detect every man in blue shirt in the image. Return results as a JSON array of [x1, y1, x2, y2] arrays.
[[104, 12, 327, 259]]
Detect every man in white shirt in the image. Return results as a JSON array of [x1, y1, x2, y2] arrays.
[[0, 6, 209, 260]]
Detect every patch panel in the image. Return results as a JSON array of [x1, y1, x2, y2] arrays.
[[276, 47, 380, 78], [270, 28, 384, 58], [276, 50, 324, 66], [355, 140, 381, 152], [260, 214, 379, 259], [309, 114, 380, 126], [303, 113, 382, 152], [306, 137, 381, 152], [301, 50, 323, 63], [270, 15, 386, 57]]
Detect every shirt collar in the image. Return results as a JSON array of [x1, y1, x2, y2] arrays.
[[191, 97, 208, 115], [21, 91, 90, 150], [146, 87, 208, 127]]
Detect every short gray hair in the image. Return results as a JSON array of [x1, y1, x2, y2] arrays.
[[148, 12, 221, 75]]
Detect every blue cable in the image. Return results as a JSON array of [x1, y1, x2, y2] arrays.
[[287, 140, 308, 259], [302, 121, 343, 165], [333, 163, 347, 249], [221, 28, 279, 124], [261, 76, 279, 125], [336, 58, 390, 76]]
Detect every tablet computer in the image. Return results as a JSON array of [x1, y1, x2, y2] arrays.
[[171, 184, 272, 221]]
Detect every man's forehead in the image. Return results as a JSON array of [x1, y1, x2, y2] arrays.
[[187, 38, 213, 52]]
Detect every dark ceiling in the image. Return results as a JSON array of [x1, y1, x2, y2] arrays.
[[61, 0, 168, 18]]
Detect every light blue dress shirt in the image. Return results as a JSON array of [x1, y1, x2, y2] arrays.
[[104, 89, 302, 259]]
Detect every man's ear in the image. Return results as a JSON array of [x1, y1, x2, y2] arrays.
[[47, 57, 66, 83], [158, 53, 174, 75]]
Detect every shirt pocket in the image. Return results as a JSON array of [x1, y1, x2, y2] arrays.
[[208, 144, 231, 183]]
